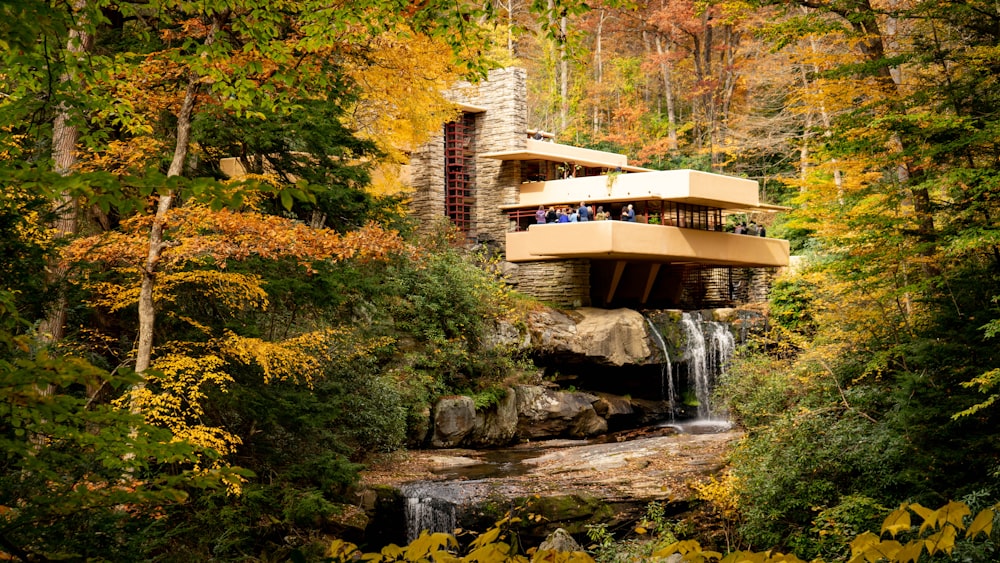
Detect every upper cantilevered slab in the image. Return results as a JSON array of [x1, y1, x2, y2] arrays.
[[509, 169, 765, 210], [481, 138, 650, 172]]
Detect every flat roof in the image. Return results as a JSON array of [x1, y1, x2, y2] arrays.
[[749, 202, 792, 212], [481, 138, 651, 172], [500, 201, 788, 214], [455, 102, 489, 113]]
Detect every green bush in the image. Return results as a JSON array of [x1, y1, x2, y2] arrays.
[[728, 407, 907, 558], [714, 352, 797, 430], [0, 291, 240, 561], [809, 494, 889, 561]]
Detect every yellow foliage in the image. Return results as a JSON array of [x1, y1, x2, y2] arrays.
[[218, 329, 329, 386], [880, 506, 911, 537], [852, 500, 988, 562], [77, 137, 166, 174], [107, 326, 394, 478], [343, 28, 465, 171], [326, 514, 596, 562], [693, 472, 742, 522], [647, 501, 997, 563], [116, 350, 241, 470], [87, 270, 269, 317]]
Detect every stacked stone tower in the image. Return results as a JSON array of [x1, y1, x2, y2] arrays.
[[409, 67, 526, 245]]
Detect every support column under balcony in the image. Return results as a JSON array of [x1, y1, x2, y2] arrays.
[[605, 260, 627, 304], [640, 263, 661, 305]]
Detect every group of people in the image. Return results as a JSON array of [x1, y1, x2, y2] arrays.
[[532, 204, 766, 235], [534, 203, 635, 224], [733, 221, 766, 237]]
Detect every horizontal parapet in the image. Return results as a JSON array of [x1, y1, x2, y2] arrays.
[[482, 139, 645, 171], [511, 169, 763, 211], [505, 221, 790, 268]]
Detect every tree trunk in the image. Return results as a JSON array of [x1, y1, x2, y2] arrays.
[[559, 13, 569, 132], [134, 81, 198, 374], [803, 26, 843, 202], [717, 26, 740, 165], [134, 17, 221, 375], [655, 34, 678, 150], [593, 10, 604, 137], [38, 1, 92, 345], [809, 0, 936, 257], [702, 13, 717, 170]]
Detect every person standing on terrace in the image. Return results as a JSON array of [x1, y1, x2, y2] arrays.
[[535, 205, 546, 224], [578, 202, 590, 222], [546, 206, 558, 224], [625, 204, 636, 222]]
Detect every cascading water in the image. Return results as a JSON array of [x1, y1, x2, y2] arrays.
[[644, 316, 675, 418], [679, 312, 736, 420], [399, 478, 505, 542], [399, 482, 459, 542]]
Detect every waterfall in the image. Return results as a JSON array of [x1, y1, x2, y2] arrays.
[[644, 316, 675, 418], [680, 312, 736, 419], [399, 482, 462, 542]]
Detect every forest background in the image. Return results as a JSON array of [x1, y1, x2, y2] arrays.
[[3, 0, 1000, 561]]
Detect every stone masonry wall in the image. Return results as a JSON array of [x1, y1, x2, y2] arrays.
[[509, 260, 591, 308], [451, 68, 526, 244], [409, 130, 445, 231]]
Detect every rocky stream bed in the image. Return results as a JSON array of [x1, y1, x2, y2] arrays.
[[357, 421, 741, 546], [342, 306, 760, 548]]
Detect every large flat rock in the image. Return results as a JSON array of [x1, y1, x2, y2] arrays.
[[365, 429, 739, 501]]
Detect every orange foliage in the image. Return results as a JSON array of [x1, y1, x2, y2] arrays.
[[64, 205, 413, 271]]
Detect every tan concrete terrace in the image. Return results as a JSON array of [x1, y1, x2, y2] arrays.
[[502, 168, 789, 269], [507, 221, 788, 267]]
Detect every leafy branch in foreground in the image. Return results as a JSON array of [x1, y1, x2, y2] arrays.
[[327, 514, 596, 562], [655, 501, 997, 563]]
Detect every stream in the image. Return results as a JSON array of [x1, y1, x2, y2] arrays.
[[365, 312, 743, 543]]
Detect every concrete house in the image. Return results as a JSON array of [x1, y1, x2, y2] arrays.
[[408, 67, 790, 309]]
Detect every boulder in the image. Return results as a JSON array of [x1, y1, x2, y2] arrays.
[[592, 393, 634, 418], [470, 388, 519, 447], [431, 396, 476, 448], [526, 307, 655, 367], [538, 528, 584, 553], [482, 320, 532, 351], [517, 494, 616, 536], [514, 385, 607, 439], [592, 393, 640, 429], [629, 398, 677, 425]]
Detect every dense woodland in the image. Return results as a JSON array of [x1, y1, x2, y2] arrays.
[[4, 0, 1000, 560]]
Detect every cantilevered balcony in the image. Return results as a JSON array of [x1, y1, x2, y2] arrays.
[[502, 168, 789, 270], [507, 221, 788, 267], [482, 138, 649, 174]]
